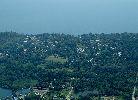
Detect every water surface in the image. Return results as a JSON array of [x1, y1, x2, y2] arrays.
[[0, 0, 138, 34], [0, 88, 12, 99]]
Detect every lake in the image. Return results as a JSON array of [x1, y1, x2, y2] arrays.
[[0, 88, 12, 99], [0, 88, 31, 99]]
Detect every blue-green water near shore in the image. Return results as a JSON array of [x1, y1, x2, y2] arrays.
[[0, 88, 12, 98], [0, 88, 31, 99]]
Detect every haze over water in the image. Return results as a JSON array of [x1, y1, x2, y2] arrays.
[[0, 0, 138, 34]]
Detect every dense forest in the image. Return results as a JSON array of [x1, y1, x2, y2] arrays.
[[0, 32, 138, 99]]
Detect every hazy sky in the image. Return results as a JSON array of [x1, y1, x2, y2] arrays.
[[0, 0, 138, 34]]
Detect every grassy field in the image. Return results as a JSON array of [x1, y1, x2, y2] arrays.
[[46, 55, 68, 64]]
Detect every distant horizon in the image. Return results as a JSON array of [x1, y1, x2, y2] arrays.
[[0, 0, 138, 35], [1, 31, 138, 36]]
